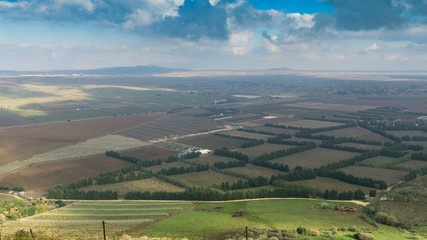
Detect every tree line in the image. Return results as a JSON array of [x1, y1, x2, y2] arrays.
[[159, 164, 209, 176], [214, 161, 246, 169], [252, 142, 316, 162], [214, 148, 249, 162], [47, 186, 118, 200], [106, 150, 163, 167]]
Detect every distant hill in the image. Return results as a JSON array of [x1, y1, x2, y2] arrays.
[[268, 67, 293, 71]]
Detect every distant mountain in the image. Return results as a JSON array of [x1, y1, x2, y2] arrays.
[[268, 67, 293, 71]]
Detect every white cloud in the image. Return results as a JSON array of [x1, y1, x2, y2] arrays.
[[55, 0, 95, 12], [287, 13, 315, 29], [229, 31, 253, 55]]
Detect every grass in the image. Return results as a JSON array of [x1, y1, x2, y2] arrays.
[[222, 164, 283, 179], [357, 156, 405, 168], [170, 170, 244, 187], [141, 199, 372, 239]]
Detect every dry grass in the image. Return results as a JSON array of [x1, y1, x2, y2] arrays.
[[271, 148, 358, 169], [82, 178, 185, 197], [340, 166, 408, 185]]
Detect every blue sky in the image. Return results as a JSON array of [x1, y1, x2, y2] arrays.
[[1, 0, 427, 71]]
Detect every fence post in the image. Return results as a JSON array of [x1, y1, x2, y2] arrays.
[[245, 226, 248, 240], [30, 228, 35, 240], [102, 221, 106, 240]]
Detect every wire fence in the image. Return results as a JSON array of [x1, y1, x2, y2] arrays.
[[0, 221, 133, 240]]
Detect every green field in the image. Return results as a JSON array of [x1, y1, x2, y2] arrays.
[[357, 156, 406, 168]]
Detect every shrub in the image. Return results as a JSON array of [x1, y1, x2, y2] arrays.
[[355, 232, 376, 240], [348, 226, 361, 232], [307, 228, 320, 236], [296, 227, 306, 234], [374, 212, 399, 226], [320, 202, 330, 209], [281, 229, 298, 238]]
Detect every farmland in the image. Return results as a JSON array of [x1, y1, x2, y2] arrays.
[[291, 177, 373, 192], [279, 119, 344, 129], [314, 127, 390, 142], [271, 148, 358, 169], [357, 156, 405, 168], [177, 134, 248, 150], [221, 164, 284, 179], [120, 145, 179, 161], [82, 178, 185, 198], [397, 160, 427, 169], [340, 166, 408, 185], [0, 155, 131, 195], [169, 170, 245, 188], [233, 143, 295, 160]]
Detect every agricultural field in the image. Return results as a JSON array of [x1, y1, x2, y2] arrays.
[[385, 130, 427, 137], [221, 164, 283, 179], [314, 127, 391, 142], [2, 201, 193, 239], [249, 125, 299, 135], [146, 161, 192, 173], [233, 143, 295, 160], [291, 177, 373, 192], [119, 115, 220, 142], [0, 155, 131, 195], [82, 178, 185, 198], [271, 148, 358, 169], [397, 160, 427, 170], [337, 142, 383, 150], [284, 102, 374, 112], [177, 134, 248, 150], [340, 166, 408, 185], [169, 170, 245, 188], [121, 145, 179, 161], [0, 135, 149, 177], [377, 201, 427, 225], [218, 130, 272, 140], [357, 156, 406, 168], [279, 119, 344, 129]]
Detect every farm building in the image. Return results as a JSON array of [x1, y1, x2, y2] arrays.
[[178, 148, 212, 158]]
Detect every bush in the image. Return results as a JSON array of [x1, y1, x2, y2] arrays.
[[374, 212, 399, 226], [348, 226, 361, 232], [307, 228, 320, 236], [281, 229, 298, 238], [296, 227, 306, 234], [355, 232, 376, 240]]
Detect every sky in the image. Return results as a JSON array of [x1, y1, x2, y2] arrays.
[[1, 0, 427, 71]]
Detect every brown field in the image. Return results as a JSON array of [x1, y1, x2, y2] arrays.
[[284, 102, 374, 112], [82, 178, 184, 198], [170, 170, 244, 187], [397, 160, 427, 170], [385, 130, 427, 137], [0, 155, 131, 195], [146, 161, 192, 173], [220, 130, 272, 140], [222, 164, 283, 179], [233, 143, 295, 160], [292, 177, 373, 192], [337, 142, 383, 150], [177, 134, 248, 150], [337, 97, 427, 113], [121, 145, 179, 161], [0, 113, 162, 165], [271, 148, 358, 169], [119, 115, 219, 141], [314, 127, 390, 142], [250, 125, 299, 135], [184, 155, 236, 165], [378, 201, 427, 223], [340, 166, 408, 185], [281, 119, 344, 129]]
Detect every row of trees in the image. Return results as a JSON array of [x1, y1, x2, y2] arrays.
[[323, 189, 365, 200], [242, 139, 265, 148], [411, 152, 427, 161], [253, 160, 290, 172], [214, 148, 249, 162], [124, 186, 367, 201], [316, 150, 380, 172], [214, 161, 246, 169], [237, 128, 276, 136], [106, 150, 163, 167], [0, 186, 24, 191], [159, 164, 209, 176], [270, 167, 316, 182], [47, 186, 118, 200], [317, 170, 388, 190], [217, 176, 270, 191], [264, 123, 307, 130], [252, 143, 316, 162]]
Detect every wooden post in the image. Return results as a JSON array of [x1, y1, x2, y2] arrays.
[[245, 226, 248, 240], [102, 221, 107, 240], [30, 228, 35, 240]]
